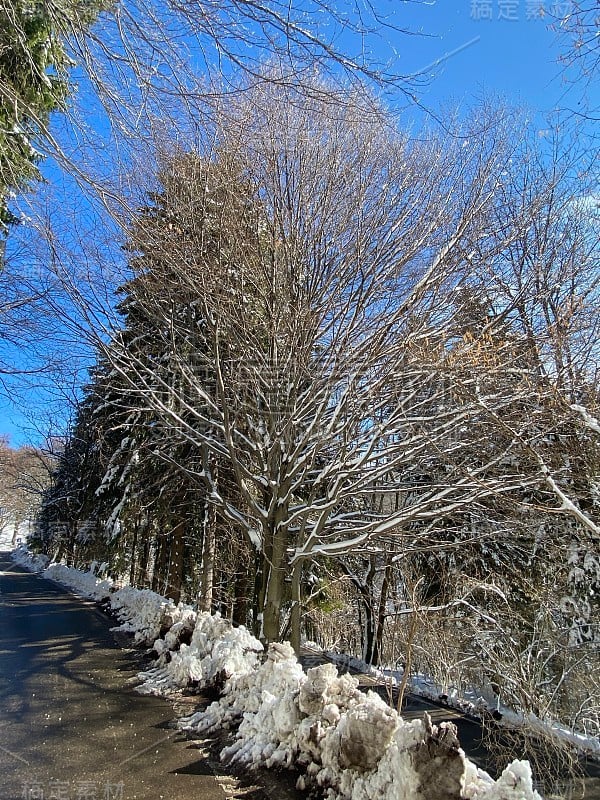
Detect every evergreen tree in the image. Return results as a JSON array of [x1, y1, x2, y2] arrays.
[[113, 151, 269, 615], [34, 397, 104, 563], [0, 0, 104, 232]]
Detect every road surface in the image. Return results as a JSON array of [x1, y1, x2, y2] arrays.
[[0, 552, 229, 800]]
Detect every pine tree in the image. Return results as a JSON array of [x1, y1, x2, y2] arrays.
[[0, 0, 104, 232]]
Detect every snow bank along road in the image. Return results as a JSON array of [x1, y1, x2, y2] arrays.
[[0, 551, 230, 800], [1, 551, 542, 800]]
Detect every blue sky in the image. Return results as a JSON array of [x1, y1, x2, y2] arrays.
[[0, 0, 595, 447], [391, 1, 594, 118]]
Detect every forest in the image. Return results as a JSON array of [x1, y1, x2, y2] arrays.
[[0, 0, 599, 790]]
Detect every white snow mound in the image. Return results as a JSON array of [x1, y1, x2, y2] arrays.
[[11, 544, 50, 572], [44, 563, 113, 600], [109, 586, 189, 645], [138, 611, 263, 696]]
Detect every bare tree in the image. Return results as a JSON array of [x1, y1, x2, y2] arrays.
[[371, 137, 600, 782], [66, 0, 428, 133], [555, 2, 600, 83], [0, 439, 54, 542], [1, 0, 435, 418], [86, 83, 591, 647]]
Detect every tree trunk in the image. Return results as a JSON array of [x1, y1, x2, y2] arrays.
[[253, 551, 266, 638], [373, 560, 392, 667], [129, 516, 139, 586], [361, 556, 378, 664], [290, 560, 303, 653], [362, 596, 376, 664], [137, 524, 152, 587], [233, 563, 250, 626], [232, 533, 252, 626], [199, 501, 216, 612], [262, 519, 288, 643], [152, 533, 168, 593], [165, 519, 186, 603], [66, 521, 78, 567]]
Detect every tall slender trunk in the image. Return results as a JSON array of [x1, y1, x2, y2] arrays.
[[66, 521, 78, 567], [290, 560, 303, 653], [373, 559, 392, 667], [165, 519, 186, 603], [231, 532, 252, 626], [253, 551, 266, 638], [362, 596, 376, 664], [361, 557, 378, 664], [233, 558, 251, 626], [152, 533, 167, 593], [137, 524, 152, 587], [199, 501, 216, 612], [129, 516, 139, 586]]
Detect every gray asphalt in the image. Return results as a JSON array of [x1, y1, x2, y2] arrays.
[[0, 552, 228, 800]]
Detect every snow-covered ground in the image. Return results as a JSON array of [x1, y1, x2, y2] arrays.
[[0, 521, 17, 549], [8, 547, 546, 800], [0, 517, 33, 549]]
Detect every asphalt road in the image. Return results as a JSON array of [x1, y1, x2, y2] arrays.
[[0, 552, 229, 800]]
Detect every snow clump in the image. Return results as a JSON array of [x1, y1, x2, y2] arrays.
[[174, 620, 542, 800], [11, 544, 50, 572], [138, 611, 263, 696], [109, 586, 189, 645], [44, 562, 113, 601]]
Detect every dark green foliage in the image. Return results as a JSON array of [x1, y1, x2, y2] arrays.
[[0, 0, 103, 231]]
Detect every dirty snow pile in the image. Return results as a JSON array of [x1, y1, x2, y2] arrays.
[[146, 614, 542, 800], [44, 562, 114, 601], [11, 543, 50, 572], [137, 610, 263, 695]]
